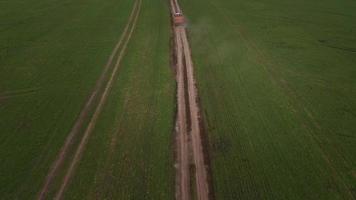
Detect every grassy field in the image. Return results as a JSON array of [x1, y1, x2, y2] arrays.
[[2, 0, 356, 199], [180, 0, 356, 199], [0, 0, 147, 198], [48, 0, 175, 199], [40, 0, 175, 199]]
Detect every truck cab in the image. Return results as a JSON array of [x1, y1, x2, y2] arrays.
[[174, 12, 185, 26]]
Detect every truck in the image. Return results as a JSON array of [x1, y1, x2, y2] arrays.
[[173, 12, 185, 26]]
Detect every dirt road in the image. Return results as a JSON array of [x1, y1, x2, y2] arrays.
[[175, 27, 191, 200], [171, 0, 211, 199], [180, 28, 210, 200], [37, 1, 141, 199]]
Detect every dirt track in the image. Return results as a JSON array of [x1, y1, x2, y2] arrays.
[[171, 0, 211, 199], [181, 28, 210, 200], [37, 1, 141, 199], [175, 27, 190, 200]]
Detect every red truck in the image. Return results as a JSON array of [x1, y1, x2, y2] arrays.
[[174, 12, 185, 26]]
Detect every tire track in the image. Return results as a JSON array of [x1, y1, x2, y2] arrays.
[[180, 27, 210, 200], [171, 0, 211, 199], [171, 2, 191, 199], [53, 1, 142, 199], [37, 1, 141, 199], [175, 27, 191, 200]]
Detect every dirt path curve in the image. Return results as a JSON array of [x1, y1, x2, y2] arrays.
[[53, 1, 142, 199], [171, 0, 211, 199], [37, 1, 141, 199]]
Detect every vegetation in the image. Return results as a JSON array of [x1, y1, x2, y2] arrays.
[[2, 0, 355, 199], [0, 0, 172, 198], [180, 0, 356, 199], [52, 0, 175, 199]]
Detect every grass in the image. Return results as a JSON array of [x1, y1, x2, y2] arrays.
[[180, 0, 356, 199], [2, 0, 355, 198], [59, 0, 175, 199], [0, 0, 135, 198]]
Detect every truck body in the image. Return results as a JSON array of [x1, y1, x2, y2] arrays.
[[174, 12, 185, 26]]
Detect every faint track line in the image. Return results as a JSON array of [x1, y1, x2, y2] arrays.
[[53, 0, 142, 199], [37, 1, 141, 199], [181, 27, 210, 200], [0, 87, 40, 100]]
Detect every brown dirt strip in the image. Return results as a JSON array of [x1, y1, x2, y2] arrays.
[[170, 0, 177, 15], [36, 1, 140, 199], [180, 28, 210, 200], [175, 27, 191, 200], [53, 0, 142, 199], [171, 0, 212, 198], [173, 0, 181, 13]]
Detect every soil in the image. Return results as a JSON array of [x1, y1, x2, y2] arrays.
[[171, 0, 212, 199]]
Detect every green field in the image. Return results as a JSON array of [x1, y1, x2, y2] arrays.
[[1, 0, 356, 199], [180, 0, 356, 199], [0, 0, 132, 198], [61, 0, 175, 198], [0, 0, 173, 199]]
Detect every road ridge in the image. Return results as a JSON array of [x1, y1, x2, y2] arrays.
[[37, 1, 141, 199]]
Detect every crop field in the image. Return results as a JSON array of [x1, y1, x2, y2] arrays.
[[1, 0, 356, 199], [180, 0, 356, 199], [0, 0, 174, 199], [59, 0, 175, 199], [0, 0, 131, 198]]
